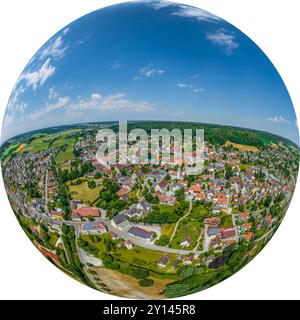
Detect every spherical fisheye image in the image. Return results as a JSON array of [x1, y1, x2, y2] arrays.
[[1, 1, 299, 299]]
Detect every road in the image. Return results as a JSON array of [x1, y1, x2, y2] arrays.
[[255, 227, 274, 243]]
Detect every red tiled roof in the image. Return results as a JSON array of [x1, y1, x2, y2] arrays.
[[222, 228, 236, 239], [244, 232, 253, 241], [72, 207, 100, 217], [195, 193, 205, 199], [243, 222, 252, 230], [189, 185, 202, 193]]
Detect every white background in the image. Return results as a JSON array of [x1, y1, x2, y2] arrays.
[[0, 0, 299, 300]]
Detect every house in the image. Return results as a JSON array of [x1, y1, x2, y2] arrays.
[[171, 258, 181, 269], [155, 179, 169, 192], [244, 232, 253, 241], [124, 205, 143, 219], [137, 198, 151, 212], [110, 231, 119, 240], [222, 227, 236, 239], [242, 222, 252, 231], [224, 239, 236, 247], [238, 213, 249, 222], [204, 218, 220, 225], [47, 221, 60, 232], [70, 199, 82, 209], [71, 207, 100, 221], [157, 255, 170, 268], [180, 236, 191, 248], [183, 255, 194, 265], [209, 256, 228, 269], [123, 240, 133, 249], [189, 185, 202, 194], [80, 221, 107, 235], [178, 180, 188, 188], [128, 226, 154, 241], [203, 255, 214, 266], [264, 214, 273, 226], [209, 234, 222, 249], [195, 193, 206, 200], [111, 214, 130, 230], [49, 211, 63, 220], [207, 227, 221, 236], [155, 192, 176, 205]]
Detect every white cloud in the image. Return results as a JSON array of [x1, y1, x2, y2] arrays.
[[14, 101, 27, 114], [266, 115, 291, 125], [177, 83, 205, 93], [146, 1, 221, 22], [7, 84, 26, 112], [40, 28, 69, 60], [48, 86, 58, 100], [19, 58, 56, 90], [206, 29, 239, 55], [29, 96, 70, 120], [177, 83, 193, 89], [62, 27, 70, 35], [138, 66, 165, 78], [193, 88, 205, 93], [148, 0, 173, 10], [70, 92, 155, 113], [172, 5, 221, 23]]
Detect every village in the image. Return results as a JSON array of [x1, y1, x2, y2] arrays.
[[1, 124, 298, 297]]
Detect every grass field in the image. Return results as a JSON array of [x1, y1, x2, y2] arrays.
[[51, 138, 68, 148], [54, 138, 76, 164], [49, 232, 59, 247], [1, 143, 20, 159], [189, 204, 210, 221], [161, 224, 175, 237], [20, 129, 81, 155], [68, 180, 101, 204], [15, 143, 27, 153], [158, 204, 177, 215], [21, 137, 51, 153], [81, 234, 180, 274], [225, 140, 259, 152], [169, 219, 203, 250]]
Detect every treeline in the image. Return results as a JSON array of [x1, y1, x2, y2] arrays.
[[126, 121, 291, 148]]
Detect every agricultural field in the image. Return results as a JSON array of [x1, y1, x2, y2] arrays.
[[54, 138, 76, 164], [224, 140, 259, 152], [0, 143, 20, 161], [21, 137, 52, 153]]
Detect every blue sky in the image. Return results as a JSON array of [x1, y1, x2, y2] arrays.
[[2, 0, 299, 144]]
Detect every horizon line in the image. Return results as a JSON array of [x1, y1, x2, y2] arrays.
[[1, 119, 299, 148]]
